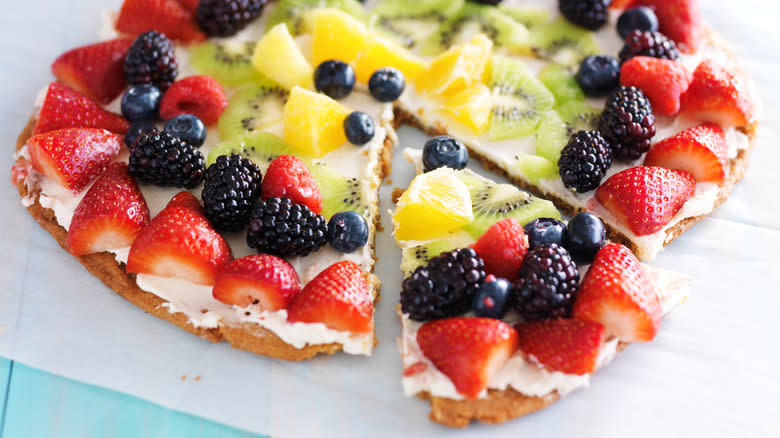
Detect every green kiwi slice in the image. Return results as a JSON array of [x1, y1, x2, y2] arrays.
[[266, 0, 367, 36], [538, 64, 584, 106], [400, 234, 477, 275], [189, 41, 265, 87], [515, 154, 558, 185], [529, 18, 599, 66], [217, 79, 288, 140], [535, 100, 601, 163], [207, 131, 295, 171], [487, 55, 555, 141], [308, 161, 370, 220], [370, 0, 464, 50], [498, 6, 550, 29]]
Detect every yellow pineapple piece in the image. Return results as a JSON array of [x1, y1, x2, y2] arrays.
[[354, 36, 428, 84], [252, 23, 313, 90], [416, 34, 493, 97], [283, 86, 350, 157], [311, 8, 370, 66], [439, 83, 492, 135]]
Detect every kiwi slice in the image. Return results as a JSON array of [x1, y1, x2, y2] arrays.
[[488, 55, 555, 141], [266, 0, 367, 36], [515, 154, 558, 185], [529, 19, 599, 66], [218, 79, 288, 140], [535, 100, 601, 162], [422, 3, 529, 55], [190, 41, 265, 87], [400, 233, 478, 275], [498, 6, 550, 29], [308, 161, 370, 220], [538, 64, 584, 106], [371, 0, 463, 50], [207, 131, 295, 171]]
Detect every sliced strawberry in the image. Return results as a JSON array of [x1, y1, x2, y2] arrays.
[[260, 155, 323, 214], [417, 317, 518, 399], [26, 128, 122, 193], [620, 56, 692, 116], [644, 123, 728, 183], [631, 0, 701, 53], [515, 318, 605, 375], [471, 218, 528, 279], [609, 0, 635, 10], [126, 192, 232, 285], [116, 0, 206, 44], [573, 243, 662, 342], [212, 254, 302, 310], [33, 82, 129, 136], [595, 166, 695, 236], [51, 38, 133, 105], [159, 75, 227, 125], [11, 160, 31, 185], [176, 0, 200, 14], [67, 162, 150, 256], [681, 59, 755, 127], [402, 362, 429, 377], [286, 261, 373, 333]]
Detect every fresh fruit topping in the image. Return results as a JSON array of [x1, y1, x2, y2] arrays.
[[417, 34, 492, 97], [392, 168, 474, 242], [116, 0, 206, 43], [128, 131, 205, 188], [422, 136, 469, 172], [472, 277, 513, 319], [266, 0, 366, 36], [516, 154, 557, 185], [176, 0, 200, 13], [206, 131, 293, 167], [261, 154, 323, 214], [201, 154, 263, 231], [123, 31, 179, 91], [576, 55, 620, 97], [681, 59, 755, 127], [212, 254, 301, 310], [27, 128, 122, 193], [217, 79, 288, 140], [343, 112, 375, 146], [314, 60, 356, 100], [402, 362, 428, 377], [535, 101, 601, 163], [246, 197, 328, 257], [524, 217, 568, 249], [51, 38, 133, 105], [417, 317, 518, 399], [528, 18, 599, 67], [619, 30, 680, 64], [311, 8, 369, 66], [598, 85, 656, 161], [513, 243, 579, 321], [616, 6, 658, 39], [327, 210, 369, 253], [67, 163, 150, 256], [515, 318, 605, 375], [196, 0, 266, 37], [127, 192, 232, 285], [644, 123, 728, 183], [609, 0, 635, 9], [164, 114, 207, 148], [422, 2, 529, 54], [190, 41, 264, 86], [159, 75, 227, 125], [121, 84, 162, 122], [558, 0, 609, 30], [310, 161, 370, 220], [566, 212, 606, 264], [401, 248, 486, 321], [10, 161, 30, 185], [630, 0, 701, 53], [371, 0, 463, 51], [282, 86, 351, 157], [368, 67, 405, 102], [33, 82, 129, 136], [572, 242, 662, 342], [471, 218, 528, 279], [595, 166, 696, 236], [355, 37, 428, 85], [252, 23, 313, 90], [438, 83, 492, 135], [286, 260, 373, 333], [125, 121, 158, 148], [620, 56, 691, 116], [558, 130, 612, 192], [538, 65, 585, 105]]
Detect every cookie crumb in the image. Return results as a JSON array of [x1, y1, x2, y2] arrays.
[[385, 179, 393, 185], [181, 375, 186, 381], [200, 309, 208, 314], [195, 376, 201, 381]]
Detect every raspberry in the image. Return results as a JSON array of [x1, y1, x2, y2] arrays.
[[598, 86, 656, 161], [201, 154, 263, 232], [246, 197, 328, 258], [512, 244, 579, 321], [128, 131, 205, 188], [471, 218, 528, 280], [123, 31, 179, 91], [159, 75, 228, 125], [196, 0, 268, 37], [559, 0, 609, 31], [558, 130, 613, 192], [261, 155, 323, 214], [619, 30, 680, 64]]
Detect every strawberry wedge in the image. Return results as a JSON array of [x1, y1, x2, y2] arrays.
[[644, 123, 728, 183], [681, 59, 755, 127], [51, 38, 133, 105], [515, 318, 605, 375], [116, 0, 206, 43], [213, 254, 302, 310], [33, 82, 129, 136]]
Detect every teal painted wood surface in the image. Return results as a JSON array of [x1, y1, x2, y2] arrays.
[[0, 359, 11, 434]]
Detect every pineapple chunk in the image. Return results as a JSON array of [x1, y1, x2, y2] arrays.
[[354, 35, 428, 84], [311, 8, 370, 66], [283, 86, 351, 157], [417, 34, 493, 97], [253, 23, 313, 90], [439, 83, 492, 135]]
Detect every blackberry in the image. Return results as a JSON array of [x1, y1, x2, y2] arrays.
[[128, 131, 205, 188], [400, 248, 486, 322], [124, 31, 178, 91], [559, 0, 609, 31], [246, 197, 328, 258], [197, 0, 267, 37], [512, 244, 579, 321], [619, 30, 680, 64], [558, 130, 612, 193], [598, 86, 656, 161], [201, 155, 263, 232]]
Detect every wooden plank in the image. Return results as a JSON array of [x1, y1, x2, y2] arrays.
[[0, 358, 12, 435]]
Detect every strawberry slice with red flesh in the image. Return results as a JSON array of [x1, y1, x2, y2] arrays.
[[620, 56, 692, 116], [33, 82, 129, 136], [159, 75, 228, 125], [631, 0, 701, 53], [286, 261, 373, 333], [514, 318, 605, 375], [51, 38, 133, 105], [116, 0, 206, 44], [644, 123, 728, 183], [471, 218, 528, 279], [212, 254, 302, 310], [417, 317, 518, 399], [67, 162, 150, 256], [126, 192, 232, 285], [609, 0, 635, 10], [176, 0, 200, 14], [595, 166, 695, 236], [681, 59, 755, 127], [26, 128, 122, 193], [573, 243, 662, 342], [261, 154, 323, 214]]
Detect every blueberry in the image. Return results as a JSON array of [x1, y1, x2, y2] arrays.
[[343, 112, 375, 146], [327, 211, 369, 253], [368, 67, 405, 102], [314, 60, 355, 99], [125, 120, 158, 149], [524, 217, 568, 249], [617, 6, 659, 39], [472, 277, 513, 319], [164, 114, 206, 148], [422, 136, 468, 172], [566, 212, 606, 264], [121, 84, 161, 122], [576, 55, 620, 97]]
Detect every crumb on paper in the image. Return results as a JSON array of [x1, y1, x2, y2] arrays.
[[200, 309, 208, 314], [181, 375, 186, 381], [195, 376, 201, 381], [385, 179, 393, 185]]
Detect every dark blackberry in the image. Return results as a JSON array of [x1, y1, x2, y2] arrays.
[[619, 30, 680, 64], [196, 0, 268, 37], [128, 131, 205, 188], [559, 0, 609, 31], [512, 244, 579, 321], [201, 155, 262, 232], [598, 86, 656, 161], [558, 130, 612, 193], [124, 31, 178, 91], [246, 197, 328, 258], [400, 248, 486, 322]]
